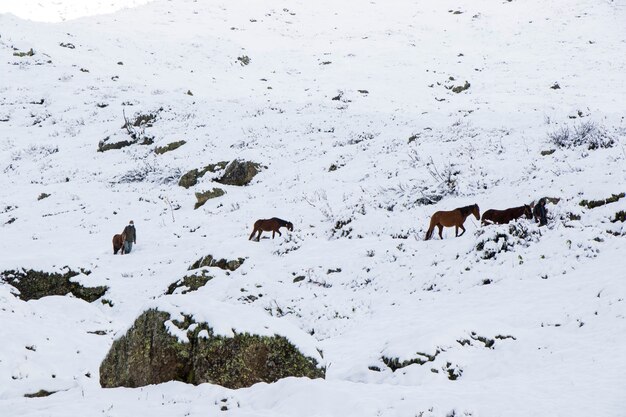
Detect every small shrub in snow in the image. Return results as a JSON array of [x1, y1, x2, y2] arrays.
[[549, 121, 615, 150], [117, 163, 181, 185], [474, 223, 541, 260], [382, 350, 440, 371], [426, 157, 459, 196]]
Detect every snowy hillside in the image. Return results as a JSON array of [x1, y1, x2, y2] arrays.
[[1, 0, 626, 415]]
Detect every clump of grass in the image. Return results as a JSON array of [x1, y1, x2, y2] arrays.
[[580, 192, 625, 209], [549, 121, 615, 150]]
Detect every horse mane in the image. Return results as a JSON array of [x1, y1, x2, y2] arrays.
[[458, 205, 476, 216], [270, 217, 290, 226]]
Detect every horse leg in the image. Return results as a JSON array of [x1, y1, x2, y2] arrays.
[[277, 229, 282, 237], [437, 224, 443, 239], [256, 230, 262, 241], [272, 230, 276, 239], [459, 224, 466, 236], [455, 226, 459, 237]]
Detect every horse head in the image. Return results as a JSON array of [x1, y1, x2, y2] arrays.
[[472, 204, 480, 220], [524, 205, 533, 219], [286, 222, 294, 232]]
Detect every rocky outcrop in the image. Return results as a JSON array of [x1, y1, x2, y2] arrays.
[[216, 160, 260, 186], [155, 140, 186, 155], [188, 255, 244, 272], [178, 162, 228, 189], [194, 188, 225, 209], [99, 309, 324, 389], [166, 272, 213, 295], [0, 269, 107, 302]]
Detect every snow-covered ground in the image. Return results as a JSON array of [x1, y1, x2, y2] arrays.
[[1, 0, 626, 415]]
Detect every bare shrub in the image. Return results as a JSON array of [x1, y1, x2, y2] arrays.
[[549, 121, 614, 150]]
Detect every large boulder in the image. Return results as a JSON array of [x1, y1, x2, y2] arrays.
[[99, 309, 324, 389], [178, 162, 228, 189], [0, 268, 107, 302], [216, 160, 260, 186]]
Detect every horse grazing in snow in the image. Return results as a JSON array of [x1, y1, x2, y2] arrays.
[[481, 205, 532, 226], [425, 204, 480, 240], [249, 218, 293, 241], [112, 233, 126, 254]]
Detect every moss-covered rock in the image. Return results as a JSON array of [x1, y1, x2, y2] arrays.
[[97, 138, 134, 152], [166, 272, 213, 295], [99, 309, 324, 389], [24, 389, 57, 398], [449, 81, 470, 93], [216, 160, 260, 186], [194, 188, 225, 209], [188, 255, 244, 271], [178, 162, 229, 189], [155, 140, 186, 155], [13, 48, 35, 57], [0, 269, 106, 302]]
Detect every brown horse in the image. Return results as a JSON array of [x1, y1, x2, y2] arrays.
[[112, 233, 126, 254], [481, 205, 532, 225], [425, 204, 480, 240], [249, 218, 293, 241]]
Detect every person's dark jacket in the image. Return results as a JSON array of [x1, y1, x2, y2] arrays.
[[123, 225, 136, 243], [533, 200, 547, 226]]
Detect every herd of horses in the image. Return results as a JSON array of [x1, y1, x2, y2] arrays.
[[112, 203, 541, 251], [248, 202, 539, 243], [424, 203, 533, 240]]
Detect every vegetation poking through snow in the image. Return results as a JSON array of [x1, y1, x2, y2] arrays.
[[579, 192, 625, 209], [188, 255, 245, 271], [0, 269, 107, 302]]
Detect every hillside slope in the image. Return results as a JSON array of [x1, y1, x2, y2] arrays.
[[1, 0, 625, 416]]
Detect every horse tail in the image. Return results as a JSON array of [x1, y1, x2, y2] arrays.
[[425, 215, 437, 240], [249, 227, 257, 240]]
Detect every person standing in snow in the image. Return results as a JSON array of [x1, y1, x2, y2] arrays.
[[123, 220, 137, 253], [533, 198, 548, 226]]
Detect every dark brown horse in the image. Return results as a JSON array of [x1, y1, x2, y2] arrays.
[[425, 204, 480, 240], [112, 233, 126, 254], [249, 218, 293, 241], [481, 205, 532, 226]]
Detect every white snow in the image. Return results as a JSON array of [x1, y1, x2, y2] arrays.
[[1, 0, 625, 415]]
